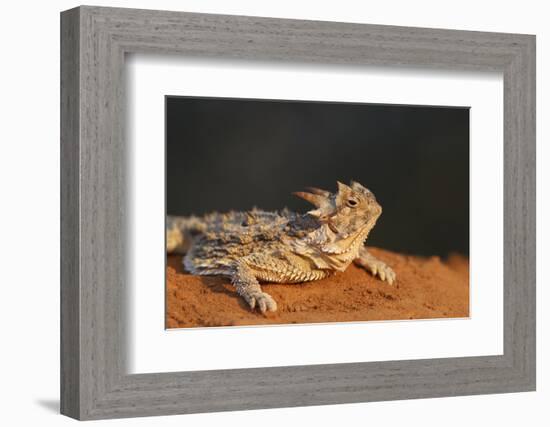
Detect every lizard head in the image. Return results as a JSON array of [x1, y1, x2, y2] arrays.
[[293, 180, 382, 254]]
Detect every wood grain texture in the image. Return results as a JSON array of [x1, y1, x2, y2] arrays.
[[60, 7, 80, 419], [60, 5, 536, 420]]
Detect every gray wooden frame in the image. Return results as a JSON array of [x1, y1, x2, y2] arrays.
[[60, 5, 536, 420]]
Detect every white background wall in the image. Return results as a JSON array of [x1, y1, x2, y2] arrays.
[[0, 0, 546, 425]]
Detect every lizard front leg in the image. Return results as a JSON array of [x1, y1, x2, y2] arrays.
[[354, 246, 396, 285], [231, 260, 278, 313]]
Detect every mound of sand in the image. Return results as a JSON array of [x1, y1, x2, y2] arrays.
[[166, 248, 469, 328]]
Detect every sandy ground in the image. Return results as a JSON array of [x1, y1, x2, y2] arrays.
[[166, 248, 469, 328]]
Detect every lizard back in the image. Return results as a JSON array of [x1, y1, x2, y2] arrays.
[[179, 209, 319, 276]]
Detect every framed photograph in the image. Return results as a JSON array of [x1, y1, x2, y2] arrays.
[[60, 6, 535, 420]]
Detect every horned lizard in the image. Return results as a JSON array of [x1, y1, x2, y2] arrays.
[[166, 181, 396, 313]]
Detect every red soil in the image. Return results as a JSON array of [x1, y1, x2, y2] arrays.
[[166, 248, 469, 328]]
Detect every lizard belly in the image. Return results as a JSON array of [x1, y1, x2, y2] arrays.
[[255, 268, 330, 283], [244, 252, 330, 284]]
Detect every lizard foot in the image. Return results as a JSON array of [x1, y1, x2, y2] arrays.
[[243, 291, 278, 314], [368, 260, 396, 286]]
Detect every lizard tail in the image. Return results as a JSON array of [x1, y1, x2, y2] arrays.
[[166, 215, 205, 254]]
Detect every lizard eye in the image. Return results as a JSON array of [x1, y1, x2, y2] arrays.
[[346, 198, 358, 207]]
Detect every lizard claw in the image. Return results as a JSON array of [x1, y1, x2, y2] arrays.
[[245, 291, 277, 314], [379, 264, 396, 285], [369, 260, 396, 285]]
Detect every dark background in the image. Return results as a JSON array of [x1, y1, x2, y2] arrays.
[[166, 96, 469, 257]]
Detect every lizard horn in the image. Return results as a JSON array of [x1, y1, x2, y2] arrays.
[[305, 186, 331, 198], [292, 191, 326, 208], [337, 181, 353, 193]]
